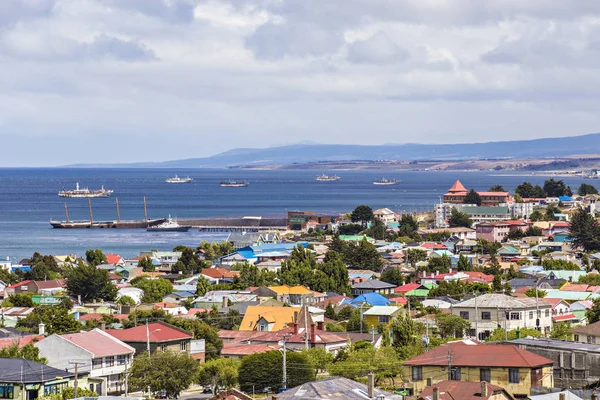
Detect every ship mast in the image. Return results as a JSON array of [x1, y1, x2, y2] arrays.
[[115, 197, 121, 222], [143, 196, 148, 222], [64, 203, 69, 222], [88, 198, 93, 224]]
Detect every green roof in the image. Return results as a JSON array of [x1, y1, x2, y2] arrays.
[[406, 289, 430, 297], [463, 206, 509, 215], [499, 245, 519, 255], [546, 270, 586, 281], [339, 235, 375, 242], [544, 290, 590, 301]]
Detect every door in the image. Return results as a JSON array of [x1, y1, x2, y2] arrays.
[[27, 390, 39, 400]]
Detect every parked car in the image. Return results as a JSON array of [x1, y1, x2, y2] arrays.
[[202, 386, 212, 394]]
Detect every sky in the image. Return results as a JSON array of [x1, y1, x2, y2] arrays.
[[2, 1, 600, 166]]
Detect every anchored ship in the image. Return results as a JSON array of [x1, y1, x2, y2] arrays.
[[220, 180, 249, 187], [166, 175, 193, 183], [147, 216, 191, 232], [373, 178, 400, 185], [58, 182, 113, 198], [315, 174, 340, 181]]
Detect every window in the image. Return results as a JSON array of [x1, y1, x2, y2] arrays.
[[545, 309, 550, 317], [510, 312, 521, 320], [411, 366, 422, 381], [117, 355, 127, 365], [105, 356, 115, 367], [481, 312, 491, 320], [160, 344, 168, 352], [508, 368, 520, 383], [92, 358, 102, 369], [529, 311, 534, 319], [587, 336, 596, 344], [180, 342, 188, 352], [0, 385, 14, 399], [574, 334, 580, 342], [378, 315, 390, 324], [480, 368, 491, 382], [459, 311, 469, 320], [450, 367, 461, 381]]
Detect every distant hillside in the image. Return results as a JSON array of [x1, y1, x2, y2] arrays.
[[67, 133, 600, 168]]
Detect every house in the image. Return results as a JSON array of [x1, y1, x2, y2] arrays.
[[276, 377, 403, 400], [162, 291, 196, 304], [351, 279, 396, 296], [403, 340, 553, 398], [452, 294, 553, 340], [417, 380, 514, 400], [571, 321, 600, 344], [443, 180, 512, 206], [221, 342, 281, 359], [347, 292, 391, 307], [528, 391, 583, 400], [151, 251, 182, 268], [105, 254, 125, 265], [373, 208, 398, 223], [35, 328, 134, 395], [0, 358, 88, 400], [226, 231, 280, 249], [5, 279, 66, 296], [116, 287, 144, 304], [255, 285, 325, 306], [192, 290, 257, 309], [105, 321, 203, 360], [419, 227, 476, 240], [362, 306, 403, 331], [239, 305, 299, 332], [476, 221, 527, 243], [201, 267, 240, 284]]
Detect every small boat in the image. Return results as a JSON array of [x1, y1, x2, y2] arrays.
[[220, 180, 249, 187], [165, 175, 193, 183], [58, 182, 113, 198], [315, 174, 340, 181], [373, 178, 399, 185], [147, 216, 191, 232]]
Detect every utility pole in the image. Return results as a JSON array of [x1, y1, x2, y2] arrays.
[[146, 320, 151, 398], [447, 347, 452, 380], [69, 361, 86, 398], [282, 334, 291, 389], [304, 304, 309, 349]]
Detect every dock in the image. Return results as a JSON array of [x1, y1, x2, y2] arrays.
[[181, 216, 288, 232]]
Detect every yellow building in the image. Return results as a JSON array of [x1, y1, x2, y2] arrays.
[[403, 341, 553, 398], [362, 306, 403, 331], [240, 305, 301, 331]]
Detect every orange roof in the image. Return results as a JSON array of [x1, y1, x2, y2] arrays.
[[105, 254, 123, 264], [447, 180, 468, 194], [201, 268, 239, 279], [239, 306, 300, 331]]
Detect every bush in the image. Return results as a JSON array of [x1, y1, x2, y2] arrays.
[[238, 350, 315, 393]]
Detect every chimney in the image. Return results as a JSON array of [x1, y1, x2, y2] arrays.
[[436, 270, 439, 276], [317, 321, 324, 331], [423, 270, 426, 278], [310, 323, 316, 343], [367, 372, 374, 399], [431, 272, 434, 278], [293, 323, 299, 335], [559, 394, 565, 400], [38, 323, 45, 336], [426, 378, 432, 386], [100, 322, 106, 331], [449, 268, 453, 274], [222, 296, 228, 308], [433, 387, 439, 400], [481, 381, 488, 398]]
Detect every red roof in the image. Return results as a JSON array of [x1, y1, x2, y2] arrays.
[[421, 243, 448, 249], [553, 313, 577, 322], [106, 321, 192, 343], [7, 280, 32, 289], [0, 335, 43, 349], [61, 329, 134, 357], [34, 279, 66, 290], [78, 313, 129, 322], [447, 180, 468, 194], [201, 268, 239, 279], [418, 380, 507, 400], [553, 221, 570, 227], [389, 297, 408, 305], [476, 191, 510, 197], [540, 298, 566, 308], [561, 284, 589, 292], [404, 341, 553, 368], [221, 343, 280, 357], [105, 254, 124, 264], [395, 283, 421, 293]]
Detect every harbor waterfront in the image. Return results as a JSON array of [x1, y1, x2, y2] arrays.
[[0, 168, 589, 260]]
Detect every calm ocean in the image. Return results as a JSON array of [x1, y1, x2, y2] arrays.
[[0, 168, 589, 261]]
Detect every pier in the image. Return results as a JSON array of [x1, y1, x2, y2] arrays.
[[180, 216, 288, 232]]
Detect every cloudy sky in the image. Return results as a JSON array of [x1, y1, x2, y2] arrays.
[[2, 0, 600, 166]]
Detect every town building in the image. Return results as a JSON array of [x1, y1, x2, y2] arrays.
[[417, 380, 514, 400], [226, 232, 280, 250], [571, 321, 600, 344], [276, 377, 403, 400], [351, 279, 396, 296], [362, 306, 403, 331], [443, 180, 512, 206], [476, 220, 529, 242]]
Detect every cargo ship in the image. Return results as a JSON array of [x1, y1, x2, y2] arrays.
[[315, 174, 340, 181], [50, 197, 165, 229], [220, 180, 249, 187], [58, 182, 113, 198]]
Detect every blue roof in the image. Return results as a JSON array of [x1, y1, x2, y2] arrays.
[[227, 242, 309, 260], [12, 266, 31, 272], [349, 292, 391, 306], [558, 196, 573, 201], [172, 291, 196, 297]]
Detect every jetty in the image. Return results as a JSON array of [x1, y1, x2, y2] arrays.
[[181, 216, 288, 232]]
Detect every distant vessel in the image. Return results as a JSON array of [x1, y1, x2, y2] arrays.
[[166, 175, 193, 183], [373, 178, 399, 185], [147, 216, 191, 232], [583, 169, 599, 179], [315, 174, 340, 181], [58, 183, 113, 198], [220, 180, 249, 187]]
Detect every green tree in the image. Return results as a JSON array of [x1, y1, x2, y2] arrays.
[[380, 268, 404, 286], [489, 185, 506, 192], [524, 288, 547, 298], [325, 322, 345, 332], [427, 255, 451, 273], [172, 319, 223, 360], [541, 259, 581, 271], [464, 189, 482, 206], [578, 183, 599, 196], [337, 223, 363, 235], [65, 262, 117, 301], [351, 205, 374, 228], [85, 249, 107, 267], [398, 214, 419, 237], [0, 343, 47, 364], [390, 312, 422, 360], [569, 208, 600, 252], [436, 314, 471, 338], [116, 295, 136, 306], [324, 304, 336, 320], [26, 262, 61, 281], [198, 241, 235, 261], [316, 251, 352, 295], [197, 358, 240, 394], [488, 327, 543, 342], [328, 345, 402, 386], [138, 256, 155, 272], [4, 293, 34, 307], [578, 274, 600, 286], [16, 305, 82, 335], [238, 350, 315, 393], [530, 209, 543, 222], [586, 298, 600, 324], [345, 239, 384, 272], [365, 217, 387, 240], [301, 347, 334, 374], [195, 276, 212, 297], [448, 208, 473, 228], [457, 254, 470, 271], [129, 351, 198, 398], [41, 387, 97, 400], [515, 182, 545, 198], [550, 322, 572, 340], [131, 277, 174, 303], [543, 179, 570, 197], [492, 275, 503, 292], [405, 249, 428, 267]]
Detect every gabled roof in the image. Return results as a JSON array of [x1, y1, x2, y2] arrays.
[[418, 380, 511, 400], [404, 341, 553, 368], [268, 285, 313, 295], [454, 293, 549, 309], [395, 283, 421, 293], [59, 328, 135, 357], [34, 279, 66, 290], [447, 180, 468, 194], [572, 320, 600, 337], [105, 254, 124, 264], [106, 321, 192, 343], [349, 292, 391, 306], [7, 280, 32, 289], [239, 306, 300, 331], [352, 279, 396, 290], [277, 377, 403, 400], [0, 358, 76, 383], [362, 306, 401, 316], [201, 267, 239, 279]]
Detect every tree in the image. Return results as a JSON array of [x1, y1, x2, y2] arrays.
[[131, 277, 173, 303], [351, 205, 374, 228], [578, 274, 600, 286], [578, 183, 599, 196], [436, 314, 471, 338], [85, 249, 107, 267], [172, 319, 223, 360], [405, 249, 428, 267], [569, 208, 600, 252], [195, 276, 212, 297], [301, 347, 334, 374], [197, 358, 240, 394], [488, 327, 543, 342], [26, 262, 60, 281], [541, 259, 581, 271], [448, 208, 472, 228], [325, 304, 336, 320], [380, 268, 404, 286], [129, 351, 198, 398], [325, 322, 345, 332], [238, 350, 315, 393], [550, 322, 572, 340], [345, 239, 384, 272], [515, 182, 545, 198], [138, 256, 155, 272], [41, 387, 97, 400], [427, 255, 451, 273], [524, 288, 547, 298], [492, 275, 503, 293], [464, 189, 482, 206], [0, 343, 47, 363], [198, 241, 234, 261], [397, 214, 418, 237], [586, 298, 600, 324], [4, 293, 34, 307], [16, 305, 82, 335], [316, 251, 352, 295], [457, 254, 470, 271], [543, 179, 570, 197], [65, 262, 117, 302], [328, 345, 402, 386], [489, 185, 506, 192], [390, 312, 422, 360], [116, 295, 136, 306], [337, 223, 363, 235]]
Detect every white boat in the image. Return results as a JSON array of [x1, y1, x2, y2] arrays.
[[315, 174, 340, 181], [220, 180, 249, 187], [147, 216, 191, 232], [165, 175, 193, 183], [58, 182, 113, 198], [373, 178, 399, 185]]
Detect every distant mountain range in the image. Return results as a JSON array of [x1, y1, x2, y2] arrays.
[[68, 133, 600, 168]]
